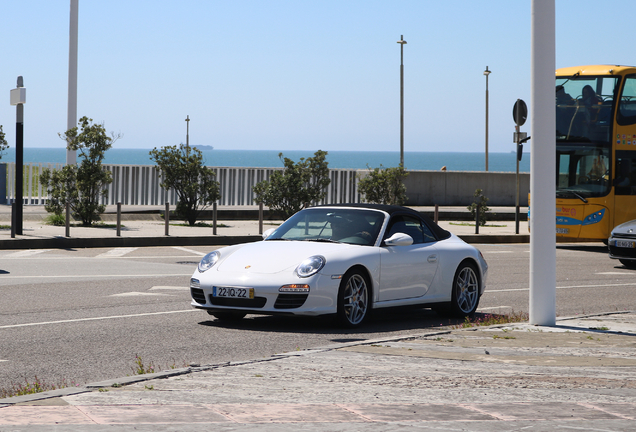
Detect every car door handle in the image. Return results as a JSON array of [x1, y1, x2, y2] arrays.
[[427, 254, 438, 263]]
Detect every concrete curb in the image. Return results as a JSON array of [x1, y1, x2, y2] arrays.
[[0, 233, 534, 250], [0, 235, 263, 250]]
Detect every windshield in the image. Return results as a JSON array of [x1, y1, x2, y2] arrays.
[[556, 75, 619, 145], [556, 143, 611, 199], [265, 208, 386, 246]]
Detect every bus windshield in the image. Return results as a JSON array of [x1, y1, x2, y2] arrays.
[[556, 75, 620, 145], [556, 143, 611, 199]]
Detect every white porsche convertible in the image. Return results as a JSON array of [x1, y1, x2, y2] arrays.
[[190, 204, 488, 327]]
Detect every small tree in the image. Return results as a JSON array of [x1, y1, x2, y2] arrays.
[[149, 144, 221, 226], [0, 125, 8, 157], [40, 164, 78, 216], [467, 188, 492, 226], [358, 164, 409, 205], [40, 117, 118, 226], [253, 150, 330, 219]]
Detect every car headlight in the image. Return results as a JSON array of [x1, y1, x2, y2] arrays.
[[295, 255, 326, 278], [198, 251, 220, 273]]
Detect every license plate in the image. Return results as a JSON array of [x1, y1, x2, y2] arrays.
[[615, 240, 636, 248], [556, 228, 570, 234], [212, 286, 254, 299]]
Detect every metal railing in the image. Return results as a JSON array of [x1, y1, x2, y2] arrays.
[[2, 163, 362, 206]]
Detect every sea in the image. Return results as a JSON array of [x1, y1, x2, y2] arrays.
[[0, 148, 530, 173]]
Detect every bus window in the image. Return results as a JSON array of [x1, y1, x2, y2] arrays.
[[556, 145, 610, 198], [618, 75, 636, 125], [556, 76, 619, 144], [557, 154, 570, 188], [615, 151, 636, 195]]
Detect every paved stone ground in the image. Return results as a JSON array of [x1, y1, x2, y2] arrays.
[[1, 313, 635, 431]]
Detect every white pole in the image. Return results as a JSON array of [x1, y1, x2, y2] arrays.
[[397, 35, 407, 167], [484, 66, 491, 171], [66, 0, 78, 165], [530, 0, 556, 326]]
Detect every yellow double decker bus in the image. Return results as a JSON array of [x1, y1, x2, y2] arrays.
[[555, 65, 636, 241]]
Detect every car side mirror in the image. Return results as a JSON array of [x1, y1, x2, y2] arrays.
[[262, 228, 276, 240], [384, 233, 413, 247]]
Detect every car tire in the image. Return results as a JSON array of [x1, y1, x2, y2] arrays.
[[337, 269, 370, 328], [619, 259, 636, 269], [207, 310, 247, 321], [449, 261, 480, 317]]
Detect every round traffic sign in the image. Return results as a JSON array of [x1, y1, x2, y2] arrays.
[[513, 99, 528, 126]]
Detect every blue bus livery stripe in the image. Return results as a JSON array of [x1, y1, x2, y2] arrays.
[[556, 209, 605, 226]]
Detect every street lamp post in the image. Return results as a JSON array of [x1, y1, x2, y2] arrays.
[[185, 115, 190, 155], [10, 76, 26, 235], [67, 0, 78, 165], [397, 35, 407, 167], [484, 66, 491, 171]]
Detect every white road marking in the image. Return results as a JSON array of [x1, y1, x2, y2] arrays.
[[109, 291, 173, 297], [173, 247, 207, 256], [0, 309, 198, 330], [478, 306, 514, 312], [0, 255, 209, 260], [150, 286, 190, 291], [96, 247, 138, 258], [487, 282, 636, 293], [0, 273, 191, 279], [596, 272, 630, 275], [3, 250, 52, 258], [486, 288, 530, 293]]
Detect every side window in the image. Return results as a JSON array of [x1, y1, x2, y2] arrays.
[[615, 151, 636, 195], [619, 75, 636, 126], [386, 215, 436, 244]]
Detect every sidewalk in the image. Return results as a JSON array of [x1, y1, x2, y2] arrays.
[[1, 312, 635, 430], [0, 205, 531, 249]]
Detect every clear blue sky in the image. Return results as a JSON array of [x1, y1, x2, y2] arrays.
[[1, 0, 635, 153]]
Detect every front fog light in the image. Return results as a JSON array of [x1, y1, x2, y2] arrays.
[[279, 284, 310, 293]]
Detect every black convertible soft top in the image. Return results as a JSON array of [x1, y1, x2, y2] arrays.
[[314, 203, 451, 241]]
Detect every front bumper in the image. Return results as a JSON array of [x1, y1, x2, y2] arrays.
[[608, 237, 636, 261], [190, 271, 341, 316]]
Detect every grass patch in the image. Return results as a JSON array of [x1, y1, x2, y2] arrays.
[[89, 222, 119, 229], [0, 224, 10, 229], [0, 376, 77, 399], [1, 356, 187, 399], [129, 355, 188, 376], [449, 222, 508, 228], [454, 310, 529, 329], [172, 222, 229, 228], [492, 334, 516, 340], [131, 355, 156, 375], [42, 215, 120, 229], [44, 214, 66, 226]]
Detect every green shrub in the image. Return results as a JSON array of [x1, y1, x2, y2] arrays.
[[467, 189, 493, 226], [358, 164, 408, 205], [149, 144, 221, 226], [253, 150, 330, 219]]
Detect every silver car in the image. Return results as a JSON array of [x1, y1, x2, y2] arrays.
[[608, 220, 636, 269]]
